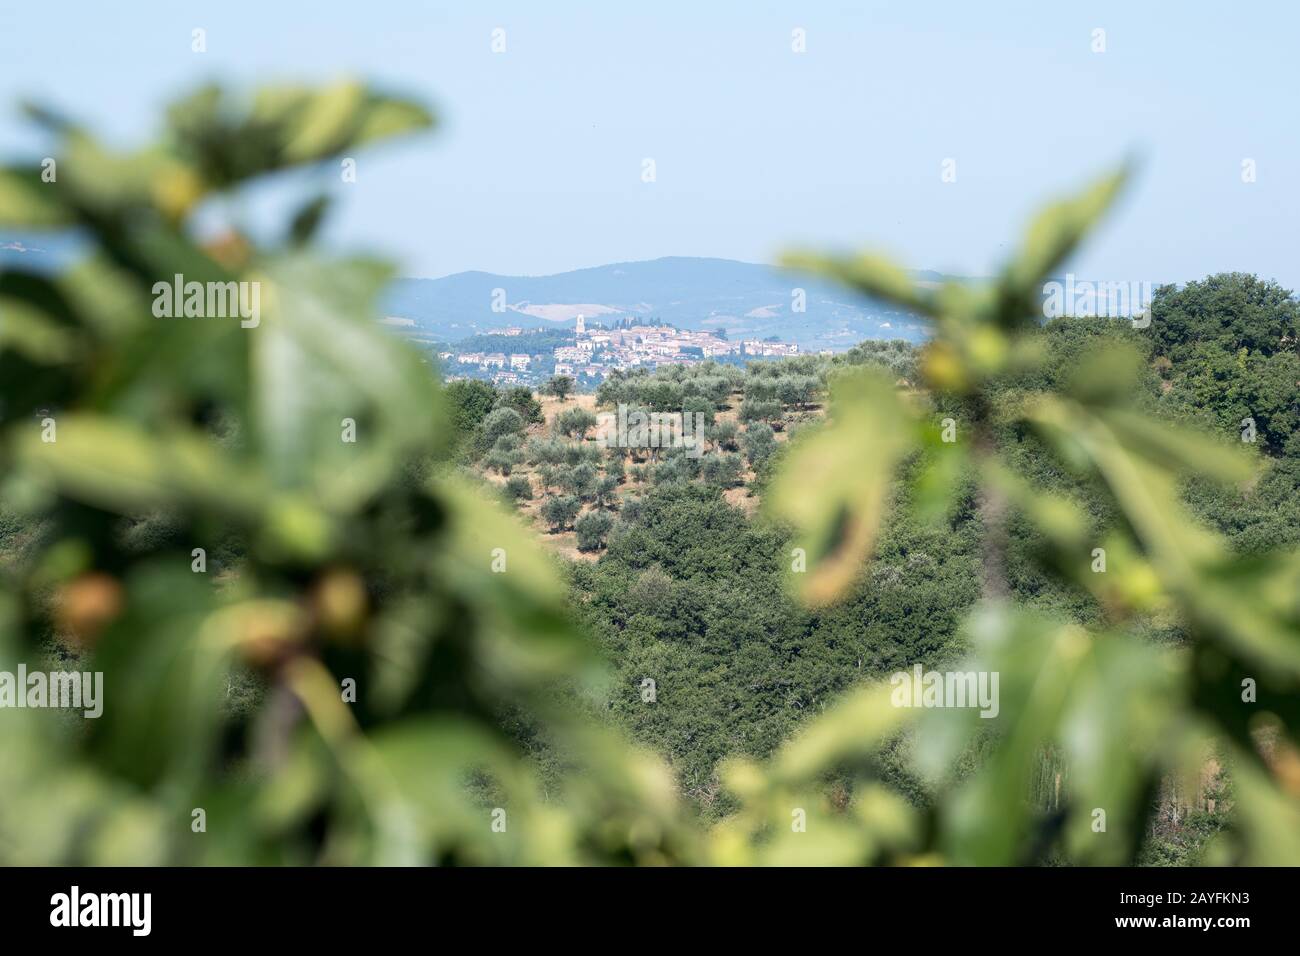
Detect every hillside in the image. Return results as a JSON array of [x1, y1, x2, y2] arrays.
[[451, 288, 1300, 855]]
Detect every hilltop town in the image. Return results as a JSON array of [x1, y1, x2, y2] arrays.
[[437, 315, 804, 389]]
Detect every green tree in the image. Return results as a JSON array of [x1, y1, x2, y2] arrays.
[[484, 446, 522, 476], [505, 474, 533, 501], [592, 474, 619, 508], [1149, 273, 1298, 365], [494, 385, 544, 425], [542, 375, 575, 402], [445, 379, 498, 456], [526, 437, 567, 466], [708, 419, 739, 452], [739, 399, 782, 428], [575, 510, 615, 551], [700, 451, 742, 488], [540, 495, 581, 532], [554, 407, 597, 440], [482, 406, 526, 445], [742, 422, 777, 470], [777, 375, 819, 409], [560, 462, 597, 499], [682, 395, 715, 426], [605, 454, 626, 484]]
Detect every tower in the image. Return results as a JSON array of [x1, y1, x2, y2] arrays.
[[575, 313, 585, 335]]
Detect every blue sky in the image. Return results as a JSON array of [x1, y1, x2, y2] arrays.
[[1, 1, 1296, 285]]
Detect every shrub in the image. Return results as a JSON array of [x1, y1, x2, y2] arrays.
[[542, 374, 575, 401], [540, 495, 581, 531], [554, 407, 597, 440], [482, 406, 526, 444], [526, 437, 566, 466], [484, 448, 522, 476], [700, 451, 743, 487], [494, 386, 543, 425], [574, 510, 615, 551], [592, 475, 619, 508], [505, 475, 533, 500], [682, 395, 715, 426], [739, 399, 782, 427], [742, 422, 777, 469], [560, 462, 597, 498], [708, 420, 739, 451]]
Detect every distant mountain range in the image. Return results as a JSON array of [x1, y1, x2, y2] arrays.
[[385, 257, 944, 350], [0, 240, 952, 350]]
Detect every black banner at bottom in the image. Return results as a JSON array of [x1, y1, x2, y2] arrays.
[[0, 865, 1276, 941]]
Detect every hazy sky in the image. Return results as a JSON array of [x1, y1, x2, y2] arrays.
[[1, 1, 1296, 285]]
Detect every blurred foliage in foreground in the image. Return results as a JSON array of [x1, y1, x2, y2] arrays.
[[1, 83, 1298, 865], [770, 169, 1300, 865], [0, 83, 693, 865]]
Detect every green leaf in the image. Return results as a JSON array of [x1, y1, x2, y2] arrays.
[[167, 83, 434, 193], [1229, 747, 1300, 866], [910, 421, 971, 526], [1001, 163, 1131, 297], [14, 414, 267, 515], [766, 369, 914, 605], [927, 607, 1175, 865], [433, 476, 593, 684], [84, 562, 230, 790], [0, 166, 71, 227], [250, 255, 442, 510], [773, 682, 914, 782], [781, 250, 937, 317], [1095, 406, 1253, 486]]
